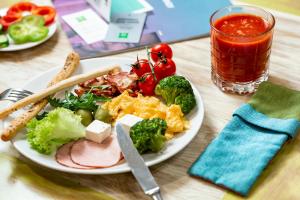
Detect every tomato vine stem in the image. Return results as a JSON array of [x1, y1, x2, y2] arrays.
[[146, 46, 157, 82]]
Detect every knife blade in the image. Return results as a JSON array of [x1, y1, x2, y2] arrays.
[[116, 123, 163, 200]]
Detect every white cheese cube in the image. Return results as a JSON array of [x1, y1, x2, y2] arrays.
[[85, 120, 111, 143], [117, 114, 143, 133]]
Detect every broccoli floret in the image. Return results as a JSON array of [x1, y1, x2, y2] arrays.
[[155, 76, 193, 105], [130, 118, 167, 154], [155, 75, 196, 114], [175, 93, 196, 114]]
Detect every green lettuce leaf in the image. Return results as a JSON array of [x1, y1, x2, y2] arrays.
[[27, 107, 85, 154]]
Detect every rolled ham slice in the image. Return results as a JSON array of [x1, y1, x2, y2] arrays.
[[55, 141, 93, 169], [70, 134, 122, 168]]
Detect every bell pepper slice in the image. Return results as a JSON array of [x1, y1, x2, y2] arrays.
[[8, 17, 49, 44], [7, 2, 37, 15], [8, 22, 30, 44], [0, 12, 22, 30], [21, 15, 45, 27], [28, 26, 49, 42], [32, 6, 56, 26]]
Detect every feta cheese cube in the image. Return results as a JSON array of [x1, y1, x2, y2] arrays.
[[85, 120, 111, 143], [117, 114, 143, 133]]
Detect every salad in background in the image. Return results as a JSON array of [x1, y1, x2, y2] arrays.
[[0, 2, 56, 48]]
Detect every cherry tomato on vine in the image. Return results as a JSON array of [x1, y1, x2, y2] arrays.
[[130, 58, 151, 77], [154, 58, 176, 80], [150, 43, 173, 62], [138, 73, 157, 96]]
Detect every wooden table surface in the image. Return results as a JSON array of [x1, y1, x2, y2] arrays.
[[1, 1, 300, 200]]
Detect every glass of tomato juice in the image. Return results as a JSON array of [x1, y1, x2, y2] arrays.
[[210, 5, 275, 94]]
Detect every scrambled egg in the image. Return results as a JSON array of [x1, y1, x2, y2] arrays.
[[102, 91, 187, 139]]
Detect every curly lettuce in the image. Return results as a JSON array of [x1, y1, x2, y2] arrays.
[[27, 107, 85, 154]]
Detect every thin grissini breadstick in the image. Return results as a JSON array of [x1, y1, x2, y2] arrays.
[[1, 52, 80, 141], [47, 52, 80, 87], [0, 65, 120, 120]]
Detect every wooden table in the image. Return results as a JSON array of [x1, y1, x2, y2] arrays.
[[1, 1, 300, 200]]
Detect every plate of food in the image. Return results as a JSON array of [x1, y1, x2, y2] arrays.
[[2, 44, 204, 174], [0, 2, 57, 51]]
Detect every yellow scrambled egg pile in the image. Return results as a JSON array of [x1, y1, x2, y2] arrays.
[[102, 91, 187, 139]]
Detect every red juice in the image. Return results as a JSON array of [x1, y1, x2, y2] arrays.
[[211, 13, 274, 83]]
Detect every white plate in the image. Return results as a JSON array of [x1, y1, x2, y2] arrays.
[[5, 57, 204, 174], [0, 8, 57, 52]]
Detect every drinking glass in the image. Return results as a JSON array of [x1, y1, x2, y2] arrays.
[[210, 5, 275, 94]]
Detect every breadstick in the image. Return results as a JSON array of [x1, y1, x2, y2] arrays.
[[1, 52, 80, 141], [0, 65, 120, 120]]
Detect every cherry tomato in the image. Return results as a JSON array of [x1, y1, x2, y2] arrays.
[[154, 58, 176, 80], [7, 2, 37, 15], [150, 43, 173, 62], [32, 6, 56, 25], [138, 73, 157, 96], [0, 12, 22, 30], [130, 58, 151, 77]]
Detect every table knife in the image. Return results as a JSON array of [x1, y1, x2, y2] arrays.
[[116, 123, 163, 200]]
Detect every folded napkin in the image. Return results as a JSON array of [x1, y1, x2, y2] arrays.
[[188, 82, 300, 196]]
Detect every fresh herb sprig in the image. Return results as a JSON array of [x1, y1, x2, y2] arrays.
[[36, 112, 48, 120], [48, 91, 110, 112]]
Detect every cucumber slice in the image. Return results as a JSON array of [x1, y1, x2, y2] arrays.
[[0, 34, 9, 48]]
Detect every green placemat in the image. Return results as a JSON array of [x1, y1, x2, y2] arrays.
[[241, 0, 300, 16]]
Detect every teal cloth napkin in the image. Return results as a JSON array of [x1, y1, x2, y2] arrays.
[[188, 82, 300, 196]]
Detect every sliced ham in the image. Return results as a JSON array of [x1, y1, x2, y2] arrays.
[[55, 141, 93, 169], [70, 134, 122, 168]]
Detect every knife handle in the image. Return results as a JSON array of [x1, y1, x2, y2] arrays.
[[151, 191, 163, 200]]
